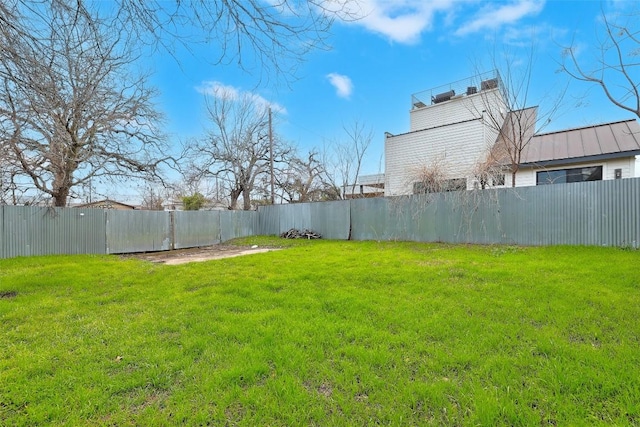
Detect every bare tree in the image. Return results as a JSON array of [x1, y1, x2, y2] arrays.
[[0, 1, 169, 206], [276, 150, 339, 203], [140, 186, 166, 210], [472, 48, 566, 187], [561, 7, 640, 119], [193, 89, 292, 210], [331, 120, 374, 198]]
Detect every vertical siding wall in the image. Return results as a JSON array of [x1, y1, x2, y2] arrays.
[[1, 178, 639, 258]]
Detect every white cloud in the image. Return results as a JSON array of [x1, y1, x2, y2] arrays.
[[326, 73, 353, 99], [455, 0, 545, 36], [347, 0, 462, 44], [499, 23, 568, 47], [196, 81, 286, 114], [340, 0, 545, 44], [197, 81, 239, 99]]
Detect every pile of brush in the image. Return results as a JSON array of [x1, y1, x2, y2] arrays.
[[279, 228, 322, 239]]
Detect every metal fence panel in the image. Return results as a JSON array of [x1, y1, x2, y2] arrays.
[[600, 178, 640, 248], [0, 206, 3, 259], [2, 206, 106, 258], [310, 200, 350, 240], [174, 211, 221, 249], [349, 178, 640, 247], [106, 210, 171, 254], [350, 197, 391, 241], [2, 178, 640, 259], [220, 210, 258, 242], [257, 205, 281, 236], [278, 203, 311, 233], [494, 179, 640, 247]]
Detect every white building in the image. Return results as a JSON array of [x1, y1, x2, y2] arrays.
[[382, 72, 640, 196], [384, 72, 506, 196]]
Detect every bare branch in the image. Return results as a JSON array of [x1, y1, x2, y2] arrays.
[[561, 6, 640, 118]]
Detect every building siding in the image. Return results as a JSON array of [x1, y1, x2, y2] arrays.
[[387, 87, 506, 196], [409, 89, 504, 132], [386, 117, 497, 195]]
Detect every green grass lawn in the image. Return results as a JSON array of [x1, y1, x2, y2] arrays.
[[1, 238, 639, 426]]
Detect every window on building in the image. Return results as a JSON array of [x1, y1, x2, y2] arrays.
[[536, 166, 602, 185], [493, 174, 505, 186]]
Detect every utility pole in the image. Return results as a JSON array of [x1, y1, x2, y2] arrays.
[[269, 107, 274, 204]]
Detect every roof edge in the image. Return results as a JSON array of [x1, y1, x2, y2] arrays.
[[534, 119, 638, 137], [519, 150, 640, 169]]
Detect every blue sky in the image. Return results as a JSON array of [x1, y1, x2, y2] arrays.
[[148, 0, 637, 182]]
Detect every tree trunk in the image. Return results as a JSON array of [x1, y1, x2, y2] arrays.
[[242, 187, 251, 210], [229, 186, 242, 210], [52, 186, 70, 207]]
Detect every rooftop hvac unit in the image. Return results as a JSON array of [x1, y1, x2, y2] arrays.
[[466, 86, 477, 95], [481, 78, 498, 90], [432, 89, 455, 104]]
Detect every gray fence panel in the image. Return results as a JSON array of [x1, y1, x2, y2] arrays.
[[310, 200, 350, 240], [467, 190, 504, 244], [2, 206, 106, 258], [492, 179, 640, 247], [106, 210, 171, 254], [174, 211, 222, 249], [0, 206, 3, 259], [257, 205, 281, 236], [2, 178, 640, 259], [220, 210, 258, 242], [350, 178, 640, 246], [496, 187, 530, 245], [277, 203, 312, 234], [351, 197, 390, 240], [389, 196, 416, 241], [438, 191, 497, 245], [601, 178, 640, 248]]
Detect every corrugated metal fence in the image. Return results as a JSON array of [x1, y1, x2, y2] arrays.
[[0, 208, 259, 258], [1, 178, 639, 258], [258, 178, 640, 247]]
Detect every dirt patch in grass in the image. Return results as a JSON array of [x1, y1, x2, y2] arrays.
[[121, 244, 282, 265], [0, 291, 18, 299]]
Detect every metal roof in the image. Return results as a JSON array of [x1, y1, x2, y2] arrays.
[[520, 119, 640, 166]]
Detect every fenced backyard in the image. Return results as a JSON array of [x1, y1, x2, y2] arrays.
[[1, 239, 639, 425], [1, 177, 639, 258], [2, 180, 639, 425]]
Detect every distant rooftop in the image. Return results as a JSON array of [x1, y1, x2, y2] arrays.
[[410, 70, 503, 110]]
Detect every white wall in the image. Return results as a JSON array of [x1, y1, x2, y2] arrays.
[[409, 88, 505, 132], [386, 88, 504, 196], [385, 119, 495, 195]]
